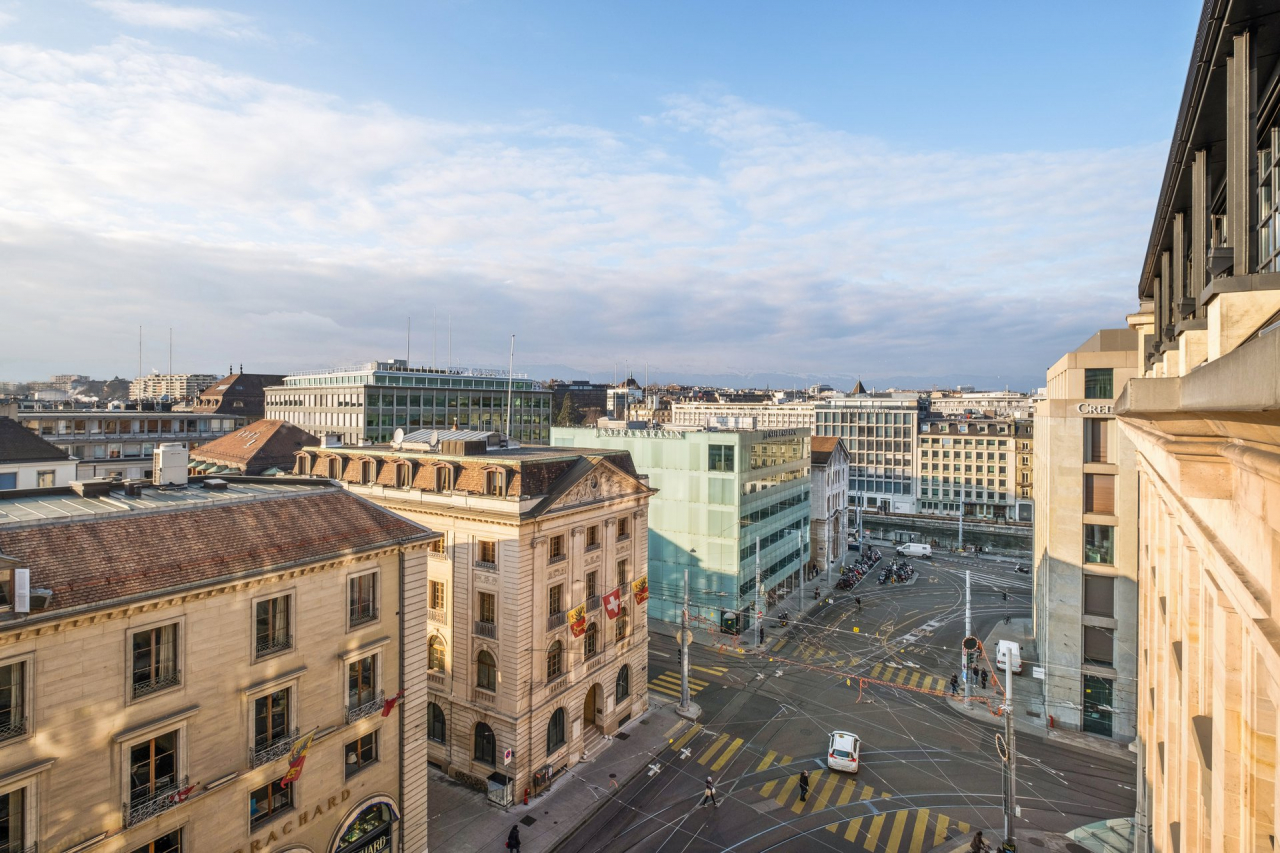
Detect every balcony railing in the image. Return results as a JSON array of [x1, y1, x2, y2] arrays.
[[132, 670, 181, 700], [255, 634, 293, 658], [547, 611, 566, 631], [349, 604, 378, 627], [474, 620, 497, 639], [0, 715, 27, 743], [586, 595, 601, 613], [250, 728, 300, 768], [124, 775, 189, 827], [549, 553, 567, 564], [428, 607, 448, 625], [475, 560, 497, 570], [347, 690, 385, 724]]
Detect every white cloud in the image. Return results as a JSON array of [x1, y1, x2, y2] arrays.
[[0, 40, 1163, 387], [88, 1, 263, 40]]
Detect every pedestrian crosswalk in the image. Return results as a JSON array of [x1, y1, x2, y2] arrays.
[[754, 769, 971, 852], [648, 670, 709, 699], [866, 663, 948, 693]]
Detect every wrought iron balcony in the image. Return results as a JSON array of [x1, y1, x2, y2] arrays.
[[349, 603, 378, 627], [255, 634, 292, 658], [473, 620, 497, 639], [547, 611, 566, 631], [586, 595, 601, 612], [0, 715, 27, 743], [132, 670, 181, 700], [250, 728, 300, 768], [124, 775, 189, 827], [347, 690, 385, 724]]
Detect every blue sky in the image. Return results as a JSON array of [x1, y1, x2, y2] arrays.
[[0, 1, 1202, 388]]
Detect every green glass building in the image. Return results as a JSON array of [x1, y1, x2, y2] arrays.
[[551, 426, 810, 634]]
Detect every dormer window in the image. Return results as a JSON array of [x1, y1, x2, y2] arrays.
[[395, 461, 412, 489], [483, 467, 508, 497], [360, 459, 377, 484], [433, 465, 453, 492]]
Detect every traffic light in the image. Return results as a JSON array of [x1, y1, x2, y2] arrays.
[[677, 646, 683, 667], [1002, 591, 1008, 602]]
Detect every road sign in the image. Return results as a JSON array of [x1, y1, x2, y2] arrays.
[[757, 611, 763, 619], [995, 734, 1008, 762], [679, 629, 693, 645], [1032, 666, 1046, 680], [962, 635, 979, 652], [503, 748, 513, 766]]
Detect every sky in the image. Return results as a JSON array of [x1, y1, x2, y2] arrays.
[[0, 1, 1203, 390]]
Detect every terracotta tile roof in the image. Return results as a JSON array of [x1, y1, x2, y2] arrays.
[[193, 373, 285, 418], [810, 435, 843, 466], [0, 489, 432, 615], [190, 420, 319, 473], [0, 417, 69, 464]]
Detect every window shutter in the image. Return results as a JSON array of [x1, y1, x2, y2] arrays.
[[1083, 575, 1115, 617], [1085, 474, 1115, 514], [1088, 419, 1109, 463], [1083, 626, 1114, 665]]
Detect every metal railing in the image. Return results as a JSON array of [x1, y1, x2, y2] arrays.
[[132, 670, 181, 700], [250, 728, 300, 768], [547, 611, 566, 631], [474, 620, 497, 639], [349, 604, 378, 627], [0, 716, 27, 742], [255, 634, 292, 658], [124, 776, 189, 827], [549, 553, 567, 564], [475, 560, 497, 570], [347, 690, 385, 724], [586, 595, 601, 612]]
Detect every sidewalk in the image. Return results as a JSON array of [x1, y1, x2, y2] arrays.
[[426, 701, 692, 853]]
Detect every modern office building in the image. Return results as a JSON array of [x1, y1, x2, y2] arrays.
[[814, 393, 922, 515], [548, 380, 610, 423], [916, 417, 1032, 521], [669, 401, 816, 431], [810, 437, 849, 571], [293, 432, 652, 813], [926, 390, 1039, 419], [12, 407, 240, 480], [551, 426, 810, 636], [265, 359, 552, 446], [1115, 4, 1280, 848], [0, 417, 77, 490], [1033, 329, 1141, 744], [0, 474, 435, 853], [130, 373, 220, 401]]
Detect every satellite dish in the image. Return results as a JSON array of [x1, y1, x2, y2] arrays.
[[393, 428, 405, 444], [429, 430, 440, 449]]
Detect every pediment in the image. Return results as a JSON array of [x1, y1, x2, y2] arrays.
[[543, 459, 650, 513]]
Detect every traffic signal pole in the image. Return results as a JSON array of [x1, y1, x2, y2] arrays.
[[963, 570, 972, 708], [1004, 669, 1018, 848], [680, 564, 690, 712]]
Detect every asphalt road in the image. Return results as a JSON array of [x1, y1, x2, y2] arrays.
[[557, 553, 1135, 853]]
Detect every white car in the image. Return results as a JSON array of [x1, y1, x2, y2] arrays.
[[827, 730, 861, 774]]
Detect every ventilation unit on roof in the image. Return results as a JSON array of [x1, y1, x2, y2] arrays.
[[202, 478, 229, 491], [153, 443, 189, 487]]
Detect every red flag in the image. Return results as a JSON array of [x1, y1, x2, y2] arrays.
[[167, 784, 196, 805], [631, 576, 649, 605], [382, 689, 405, 717], [603, 587, 622, 619], [568, 603, 587, 637], [280, 729, 317, 787]]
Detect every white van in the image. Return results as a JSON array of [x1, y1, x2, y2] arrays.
[[827, 730, 861, 774], [996, 639, 1022, 674], [896, 543, 932, 559]]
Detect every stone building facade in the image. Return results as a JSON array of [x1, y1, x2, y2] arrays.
[[295, 436, 653, 820], [810, 437, 849, 571], [0, 477, 434, 853], [916, 417, 1032, 522]]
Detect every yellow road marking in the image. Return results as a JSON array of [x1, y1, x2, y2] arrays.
[[774, 772, 800, 805], [885, 810, 909, 852], [756, 750, 777, 772], [698, 733, 729, 766], [908, 671, 922, 689], [648, 682, 681, 697], [836, 779, 858, 806], [870, 663, 884, 679], [894, 668, 909, 685], [761, 778, 778, 797], [958, 820, 971, 834], [844, 817, 863, 842], [711, 738, 743, 771], [909, 809, 931, 853], [814, 771, 840, 809], [859, 785, 874, 801], [780, 754, 793, 766], [770, 638, 786, 652], [671, 725, 701, 753], [662, 720, 683, 740], [863, 813, 886, 850], [791, 771, 821, 813], [933, 815, 950, 848], [691, 665, 727, 676]]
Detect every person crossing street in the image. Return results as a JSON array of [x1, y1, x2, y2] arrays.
[[799, 769, 810, 801], [700, 776, 719, 808], [950, 674, 960, 695]]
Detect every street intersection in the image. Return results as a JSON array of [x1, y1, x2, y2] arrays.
[[557, 553, 1135, 853]]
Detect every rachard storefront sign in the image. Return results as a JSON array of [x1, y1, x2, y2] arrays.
[[233, 788, 351, 853], [1075, 403, 1114, 415]]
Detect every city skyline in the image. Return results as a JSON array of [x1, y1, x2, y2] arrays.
[[0, 1, 1199, 388]]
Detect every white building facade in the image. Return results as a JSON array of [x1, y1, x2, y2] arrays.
[[814, 394, 922, 515], [809, 437, 849, 571]]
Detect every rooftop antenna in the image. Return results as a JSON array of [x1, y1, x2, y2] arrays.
[[505, 335, 516, 442]]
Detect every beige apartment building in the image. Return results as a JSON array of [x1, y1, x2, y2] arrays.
[[1112, 2, 1280, 849], [0, 475, 435, 853], [1033, 329, 1142, 741], [669, 401, 816, 430], [916, 417, 1030, 521], [130, 374, 220, 402], [294, 430, 653, 812]]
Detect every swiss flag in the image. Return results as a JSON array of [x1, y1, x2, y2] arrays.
[[382, 689, 405, 717], [603, 587, 622, 620], [167, 784, 196, 804]]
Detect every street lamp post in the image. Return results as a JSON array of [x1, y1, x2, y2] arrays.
[[680, 549, 696, 713]]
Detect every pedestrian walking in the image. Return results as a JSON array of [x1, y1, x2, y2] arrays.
[[700, 776, 719, 808], [506, 825, 521, 851], [950, 674, 959, 695], [972, 664, 979, 684], [980, 668, 989, 689], [799, 769, 810, 801], [969, 830, 990, 852]]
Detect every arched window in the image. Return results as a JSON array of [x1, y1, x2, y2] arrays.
[[474, 722, 495, 764], [360, 459, 377, 484], [616, 664, 631, 703], [476, 650, 496, 691], [395, 461, 412, 488], [294, 455, 311, 476], [615, 607, 629, 642], [584, 623, 599, 660], [433, 465, 452, 492], [428, 702, 446, 743], [428, 636, 446, 671], [546, 640, 563, 681], [546, 708, 565, 755]]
